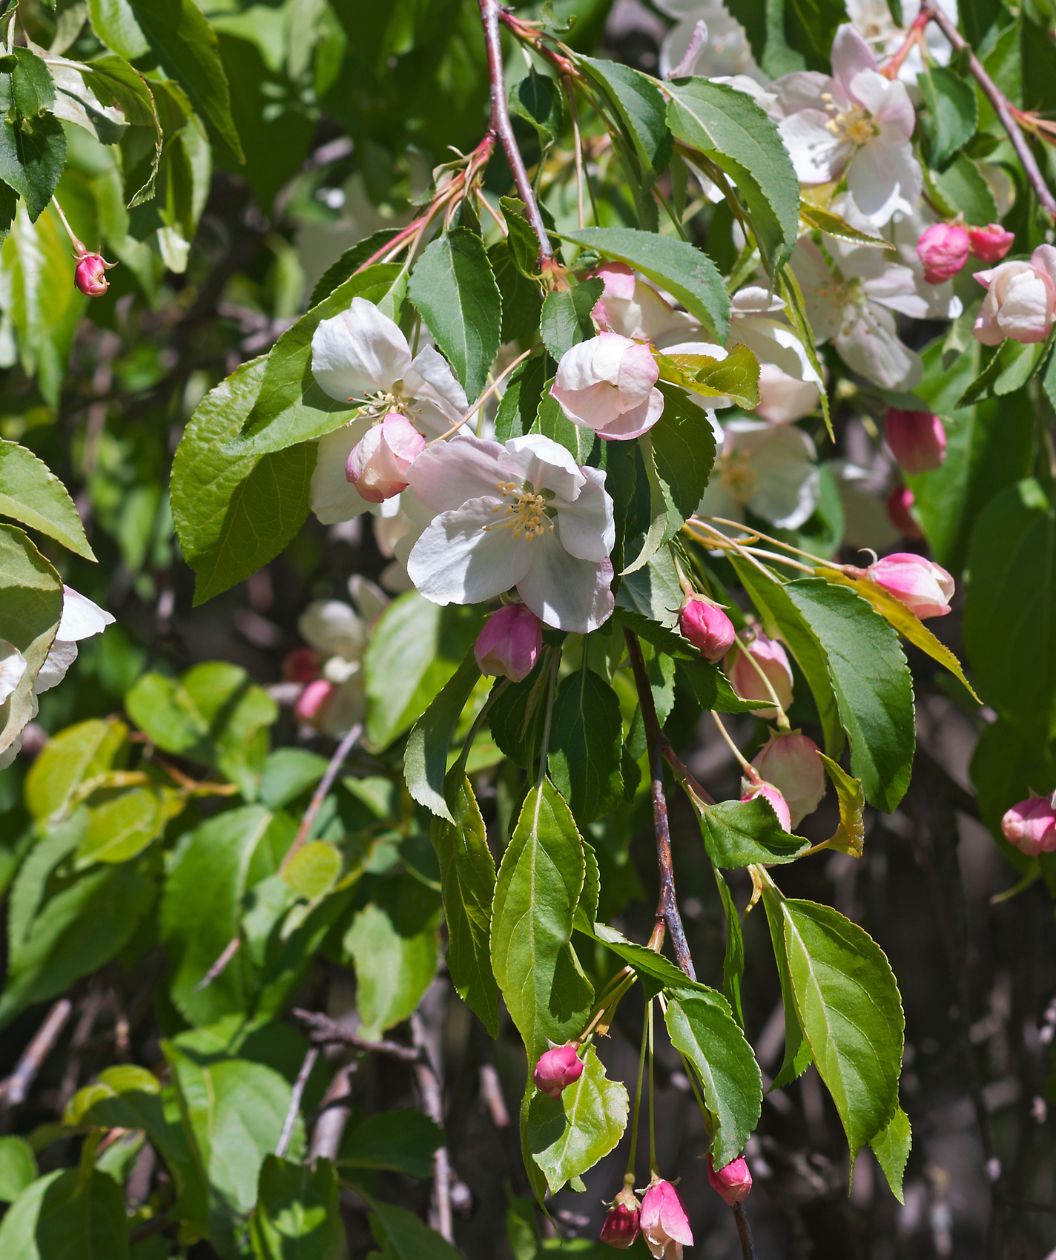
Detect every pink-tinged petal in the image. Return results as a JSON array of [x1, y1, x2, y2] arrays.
[[595, 389, 665, 440], [405, 434, 515, 514], [505, 433, 585, 502], [403, 345, 468, 433], [616, 340, 660, 400], [774, 70, 833, 114], [849, 70, 914, 139], [311, 296, 411, 401], [973, 268, 995, 290], [550, 378, 627, 432], [1030, 244, 1056, 288], [831, 23, 877, 88], [516, 535, 615, 633], [310, 421, 375, 524], [594, 261, 637, 302], [407, 497, 533, 606], [556, 467, 615, 561]]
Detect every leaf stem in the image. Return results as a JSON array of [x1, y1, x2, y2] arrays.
[[647, 997, 657, 1176], [710, 710, 754, 775], [626, 1010, 649, 1177]]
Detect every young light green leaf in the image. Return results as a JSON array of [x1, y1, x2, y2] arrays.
[[817, 753, 865, 858], [0, 440, 95, 560], [655, 345, 760, 410], [869, 1105, 912, 1204], [698, 797, 809, 868], [527, 1046, 628, 1194], [78, 787, 169, 865], [408, 227, 502, 398], [0, 1137, 37, 1204], [432, 775, 499, 1036], [548, 666, 624, 822], [563, 226, 729, 341], [664, 991, 763, 1168], [665, 78, 800, 271], [799, 201, 894, 250], [404, 654, 481, 821], [490, 779, 593, 1059], [781, 898, 904, 1157], [24, 717, 128, 822]]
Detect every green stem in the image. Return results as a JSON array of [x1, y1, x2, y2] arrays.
[[647, 998, 657, 1176], [626, 1009, 649, 1177]]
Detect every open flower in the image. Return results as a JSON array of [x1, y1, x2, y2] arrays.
[[776, 24, 920, 226], [725, 288, 823, 423], [592, 263, 693, 343], [551, 333, 665, 440], [639, 1178, 693, 1260], [656, 0, 761, 80], [697, 419, 821, 530], [309, 297, 466, 524], [405, 433, 615, 634]]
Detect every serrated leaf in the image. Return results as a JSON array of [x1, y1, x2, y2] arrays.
[[656, 345, 760, 409], [527, 1046, 628, 1194], [539, 279, 603, 361], [0, 113, 65, 222], [929, 152, 997, 225], [408, 228, 501, 398], [564, 226, 729, 341], [761, 884, 812, 1089], [0, 440, 95, 561], [404, 654, 481, 821], [548, 666, 623, 822], [577, 55, 671, 176], [490, 779, 593, 1059], [664, 991, 763, 1167], [250, 1156, 347, 1260], [919, 62, 977, 168], [869, 1105, 911, 1204], [665, 78, 799, 271], [714, 869, 745, 1025], [818, 753, 865, 858], [799, 200, 894, 250], [781, 898, 904, 1157], [698, 797, 809, 868]]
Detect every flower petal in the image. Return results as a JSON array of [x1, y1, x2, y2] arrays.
[[310, 421, 375, 524], [404, 345, 468, 433], [311, 297, 411, 402], [406, 434, 515, 514], [516, 534, 614, 633], [556, 467, 615, 561], [57, 587, 115, 641], [407, 498, 533, 606], [505, 433, 586, 502], [298, 600, 366, 660]]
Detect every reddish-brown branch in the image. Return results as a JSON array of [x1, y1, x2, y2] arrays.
[[478, 0, 555, 266]]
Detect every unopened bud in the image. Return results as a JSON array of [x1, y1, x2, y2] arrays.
[[886, 485, 923, 540], [727, 633, 794, 718], [1000, 796, 1056, 856], [346, 412, 425, 503], [294, 678, 334, 725], [867, 552, 954, 619], [741, 780, 793, 832], [750, 732, 825, 827], [707, 1154, 753, 1206], [282, 647, 321, 684], [917, 223, 969, 284], [600, 1184, 641, 1249], [533, 1042, 582, 1099], [884, 409, 947, 474], [679, 595, 736, 662], [968, 223, 1014, 264], [74, 252, 115, 297], [475, 604, 542, 682], [639, 1178, 693, 1257]]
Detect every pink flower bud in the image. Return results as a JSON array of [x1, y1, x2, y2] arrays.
[[639, 1178, 693, 1259], [532, 1042, 582, 1099], [474, 604, 542, 683], [282, 647, 321, 684], [346, 412, 426, 503], [551, 333, 664, 441], [917, 223, 970, 284], [600, 1184, 641, 1250], [74, 252, 114, 297], [727, 633, 794, 719], [707, 1154, 752, 1207], [750, 732, 825, 827], [968, 223, 1014, 264], [973, 245, 1056, 346], [884, 409, 947, 474], [867, 552, 955, 619], [679, 596, 736, 662], [294, 678, 334, 725], [886, 486, 923, 540], [591, 262, 682, 343], [741, 780, 793, 832], [1000, 796, 1056, 856]]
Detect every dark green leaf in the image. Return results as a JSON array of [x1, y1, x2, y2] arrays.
[[919, 62, 977, 167], [761, 883, 812, 1088], [548, 666, 624, 822], [369, 1199, 461, 1260], [0, 1169, 129, 1258], [698, 797, 809, 868], [341, 1110, 442, 1179], [404, 655, 481, 821], [540, 279, 603, 361], [929, 152, 998, 224], [250, 1156, 346, 1260], [0, 113, 65, 222], [577, 55, 671, 176]]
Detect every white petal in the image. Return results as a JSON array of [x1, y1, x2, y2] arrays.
[[779, 112, 848, 184], [310, 420, 374, 524], [405, 434, 514, 514], [407, 498, 532, 606], [836, 303, 922, 390], [831, 23, 878, 87], [845, 140, 921, 225], [311, 297, 411, 402], [506, 433, 586, 502], [850, 70, 914, 139], [347, 575, 389, 625], [298, 600, 366, 660], [57, 587, 115, 642], [403, 345, 468, 434], [556, 467, 615, 561], [34, 640, 79, 694], [516, 534, 615, 634], [748, 430, 822, 528], [0, 640, 27, 705]]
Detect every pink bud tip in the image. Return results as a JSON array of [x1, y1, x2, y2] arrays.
[[640, 1178, 693, 1255], [679, 596, 736, 662], [282, 647, 321, 684], [886, 485, 923, 540], [741, 780, 793, 833], [707, 1155, 753, 1206], [867, 552, 955, 619], [884, 409, 947, 474], [750, 732, 825, 828], [726, 632, 794, 719], [74, 252, 115, 298], [1000, 796, 1056, 856], [917, 223, 969, 284], [347, 411, 425, 503], [532, 1043, 582, 1099], [475, 604, 542, 683], [294, 678, 334, 725], [968, 223, 1014, 264], [600, 1186, 641, 1250]]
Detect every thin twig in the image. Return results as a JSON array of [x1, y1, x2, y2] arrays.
[[276, 1047, 319, 1158], [478, 0, 555, 266], [309, 1062, 357, 1162], [733, 1203, 758, 1259], [411, 1011, 454, 1243], [624, 631, 696, 981], [292, 1009, 422, 1062], [921, 0, 1056, 220], [0, 999, 72, 1109]]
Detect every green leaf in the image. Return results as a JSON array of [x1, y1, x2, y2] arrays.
[[408, 227, 502, 398], [0, 524, 61, 762], [340, 1110, 442, 1179], [250, 1156, 347, 1260], [919, 62, 977, 167], [0, 112, 65, 223], [964, 479, 1056, 735], [364, 592, 481, 750], [510, 68, 563, 147], [665, 78, 799, 271], [369, 1200, 461, 1260], [714, 870, 745, 1025], [125, 0, 244, 164], [698, 797, 809, 868], [491, 236, 543, 343], [526, 1046, 628, 1194], [869, 1106, 911, 1204], [533, 380, 595, 463], [4, 48, 55, 116], [664, 991, 763, 1167], [0, 440, 94, 560], [125, 662, 278, 797], [495, 354, 547, 441], [432, 775, 499, 1036], [540, 279, 603, 361], [577, 56, 671, 176], [650, 382, 718, 520], [656, 345, 760, 410], [761, 884, 812, 1089], [957, 338, 1048, 406], [0, 1169, 129, 1258], [172, 358, 315, 605], [929, 152, 998, 225], [79, 786, 169, 864], [0, 1137, 37, 1203], [490, 779, 593, 1059], [25, 717, 128, 822], [563, 226, 729, 341], [677, 658, 763, 715], [87, 0, 149, 60], [582, 922, 697, 997], [783, 579, 915, 813], [344, 880, 439, 1038], [818, 753, 865, 859], [282, 841, 341, 902], [799, 201, 894, 251], [781, 898, 904, 1157], [404, 655, 481, 821], [548, 666, 624, 823]]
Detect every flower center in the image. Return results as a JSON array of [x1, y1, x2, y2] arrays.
[[358, 388, 405, 414], [719, 450, 758, 502], [485, 480, 555, 540], [822, 95, 877, 147]]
